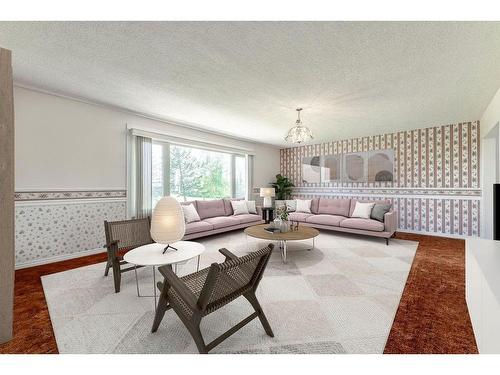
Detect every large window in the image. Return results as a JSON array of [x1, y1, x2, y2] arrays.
[[152, 142, 248, 206]]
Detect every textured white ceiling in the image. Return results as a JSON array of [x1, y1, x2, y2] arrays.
[[1, 21, 500, 146]]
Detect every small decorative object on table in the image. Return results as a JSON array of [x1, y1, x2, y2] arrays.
[[275, 205, 291, 233], [264, 226, 280, 233]]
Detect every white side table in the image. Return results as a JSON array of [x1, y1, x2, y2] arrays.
[[123, 241, 205, 309]]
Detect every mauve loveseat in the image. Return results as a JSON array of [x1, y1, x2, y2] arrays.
[[181, 199, 263, 240], [287, 197, 397, 245]]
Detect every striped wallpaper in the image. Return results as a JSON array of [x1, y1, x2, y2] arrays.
[[280, 121, 481, 236]]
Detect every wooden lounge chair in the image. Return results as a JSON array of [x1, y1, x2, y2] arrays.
[[103, 217, 153, 293], [151, 244, 275, 353]]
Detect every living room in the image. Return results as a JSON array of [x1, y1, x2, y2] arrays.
[[1, 1, 500, 373]]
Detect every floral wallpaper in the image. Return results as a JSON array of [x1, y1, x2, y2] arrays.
[[280, 121, 481, 236], [15, 192, 126, 267]]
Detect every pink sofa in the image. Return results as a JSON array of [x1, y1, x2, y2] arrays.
[[181, 199, 263, 240], [288, 197, 397, 245]]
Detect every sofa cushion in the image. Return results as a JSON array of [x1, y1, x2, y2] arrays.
[[318, 198, 351, 217], [340, 218, 385, 232], [204, 216, 241, 229], [296, 199, 312, 213], [231, 200, 249, 215], [196, 200, 226, 219], [185, 221, 214, 235], [306, 214, 345, 227], [288, 212, 314, 222], [236, 214, 261, 224], [351, 202, 375, 219], [181, 203, 201, 223], [311, 198, 320, 214], [246, 201, 257, 214], [349, 199, 391, 217], [223, 198, 244, 216], [371, 203, 392, 222]]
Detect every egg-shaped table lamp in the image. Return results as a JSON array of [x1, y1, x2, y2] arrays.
[[150, 196, 186, 253]]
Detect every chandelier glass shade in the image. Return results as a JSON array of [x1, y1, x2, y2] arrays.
[[285, 108, 313, 144]]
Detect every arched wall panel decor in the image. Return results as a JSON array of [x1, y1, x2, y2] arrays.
[[280, 121, 481, 236]]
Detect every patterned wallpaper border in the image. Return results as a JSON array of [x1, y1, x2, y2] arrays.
[[14, 190, 126, 201], [292, 186, 481, 198]]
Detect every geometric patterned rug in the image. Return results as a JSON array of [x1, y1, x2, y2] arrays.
[[41, 230, 418, 353]]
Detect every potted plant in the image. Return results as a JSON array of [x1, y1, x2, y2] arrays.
[[270, 174, 294, 200]]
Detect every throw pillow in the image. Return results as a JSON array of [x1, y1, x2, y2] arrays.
[[285, 199, 296, 212], [231, 200, 249, 215], [181, 203, 201, 223], [351, 202, 375, 219], [295, 199, 312, 213], [246, 200, 257, 214], [371, 203, 391, 222]]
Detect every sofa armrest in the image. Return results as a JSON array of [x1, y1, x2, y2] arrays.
[[256, 206, 263, 216], [384, 210, 398, 234]]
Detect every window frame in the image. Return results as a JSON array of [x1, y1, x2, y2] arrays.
[[152, 139, 250, 202]]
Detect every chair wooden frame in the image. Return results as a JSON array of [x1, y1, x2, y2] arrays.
[[103, 217, 153, 293], [151, 244, 274, 353]]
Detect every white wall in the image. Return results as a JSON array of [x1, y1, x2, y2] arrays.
[[480, 87, 500, 239], [13, 86, 280, 267], [14, 86, 281, 191]]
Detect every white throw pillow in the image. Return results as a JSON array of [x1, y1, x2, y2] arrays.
[[351, 202, 375, 219], [285, 200, 296, 212], [246, 200, 257, 214], [181, 203, 200, 223], [295, 199, 312, 213], [231, 200, 249, 215]]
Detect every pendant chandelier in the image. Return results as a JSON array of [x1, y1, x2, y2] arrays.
[[284, 108, 313, 144]]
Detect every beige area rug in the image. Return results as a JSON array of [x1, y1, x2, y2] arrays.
[[42, 230, 418, 354]]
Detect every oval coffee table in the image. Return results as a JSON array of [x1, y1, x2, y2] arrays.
[[244, 224, 319, 263], [123, 241, 205, 309]]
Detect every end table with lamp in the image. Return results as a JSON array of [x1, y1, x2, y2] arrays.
[[260, 187, 276, 224]]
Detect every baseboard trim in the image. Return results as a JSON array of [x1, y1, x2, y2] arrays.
[[15, 247, 106, 270]]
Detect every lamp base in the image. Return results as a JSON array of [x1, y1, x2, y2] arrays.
[[263, 196, 272, 208], [162, 244, 178, 254]]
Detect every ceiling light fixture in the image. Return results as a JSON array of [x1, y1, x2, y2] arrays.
[[285, 108, 313, 144]]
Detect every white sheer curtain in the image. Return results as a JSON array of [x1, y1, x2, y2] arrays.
[[130, 135, 152, 218], [247, 154, 254, 200]]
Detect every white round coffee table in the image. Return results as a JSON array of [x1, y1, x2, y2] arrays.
[[123, 241, 205, 309]]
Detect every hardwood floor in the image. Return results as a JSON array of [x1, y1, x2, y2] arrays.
[[0, 252, 109, 354], [0, 233, 478, 354]]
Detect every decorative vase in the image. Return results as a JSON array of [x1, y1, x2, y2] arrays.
[[273, 217, 282, 230], [280, 220, 291, 233]]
